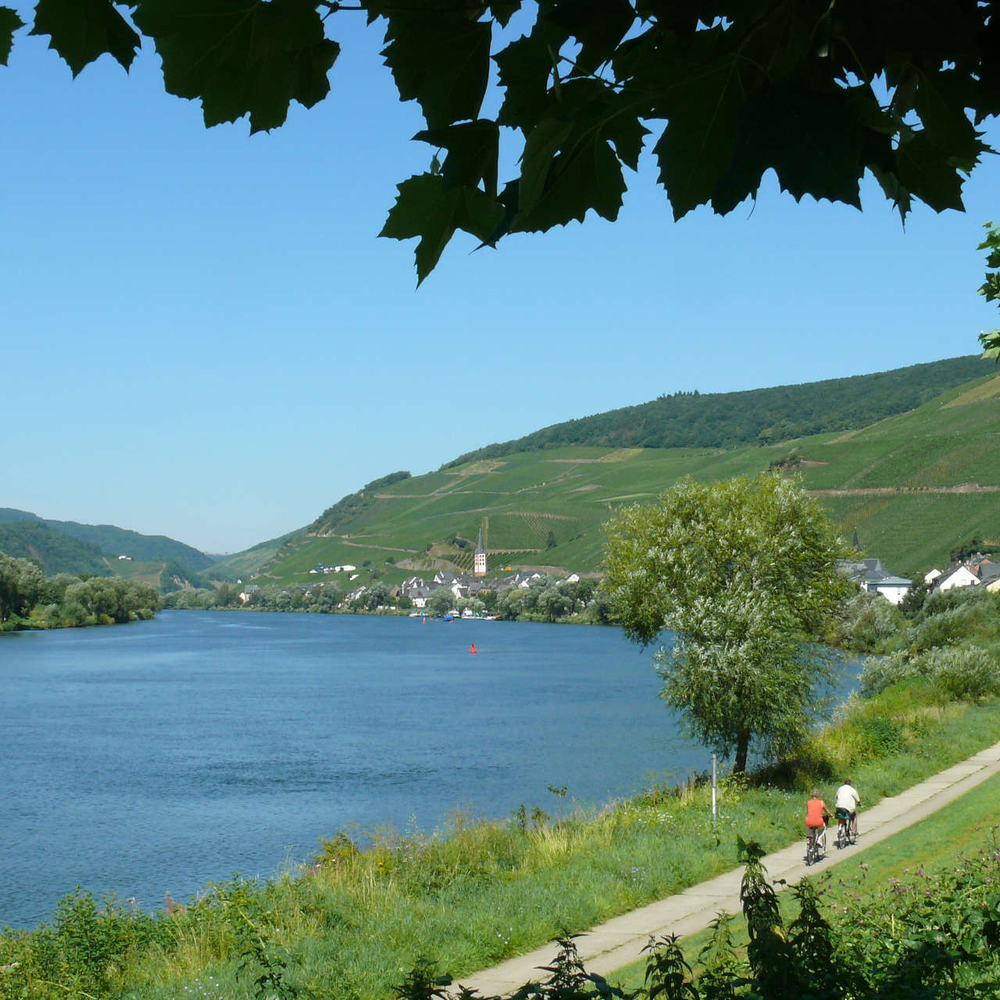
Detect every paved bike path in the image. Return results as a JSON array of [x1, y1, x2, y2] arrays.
[[453, 740, 1000, 996]]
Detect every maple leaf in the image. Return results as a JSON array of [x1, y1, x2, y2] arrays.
[[132, 0, 339, 132], [380, 173, 502, 285], [713, 84, 866, 215], [31, 0, 139, 76], [0, 6, 23, 66], [381, 14, 491, 129], [495, 30, 561, 132], [10, 0, 1000, 283], [895, 132, 968, 213], [653, 49, 754, 221], [545, 0, 634, 75], [413, 120, 500, 198], [516, 116, 627, 232]]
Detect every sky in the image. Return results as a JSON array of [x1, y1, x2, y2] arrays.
[[3, 12, 1000, 554]]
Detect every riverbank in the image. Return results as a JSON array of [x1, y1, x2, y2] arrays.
[[2, 675, 999, 1000], [455, 738, 1000, 995], [0, 555, 161, 632]]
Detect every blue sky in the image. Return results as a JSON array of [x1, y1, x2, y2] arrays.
[[3, 12, 1000, 553]]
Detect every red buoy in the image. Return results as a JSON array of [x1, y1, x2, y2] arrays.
[[470, 643, 477, 654]]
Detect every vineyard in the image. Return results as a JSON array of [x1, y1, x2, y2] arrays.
[[258, 369, 1000, 586]]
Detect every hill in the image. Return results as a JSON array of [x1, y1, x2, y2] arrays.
[[0, 521, 111, 576], [0, 508, 216, 572], [445, 355, 995, 464], [46, 520, 216, 572], [0, 508, 222, 587], [259, 363, 1000, 586], [203, 530, 305, 583]]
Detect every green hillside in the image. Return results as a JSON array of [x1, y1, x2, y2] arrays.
[[0, 521, 111, 576], [446, 355, 995, 464], [46, 520, 216, 571], [205, 529, 305, 582], [0, 508, 214, 570], [261, 368, 1000, 586]]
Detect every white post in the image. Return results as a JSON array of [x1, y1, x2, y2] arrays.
[[711, 754, 718, 827]]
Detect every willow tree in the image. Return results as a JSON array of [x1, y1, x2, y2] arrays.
[[604, 473, 850, 773]]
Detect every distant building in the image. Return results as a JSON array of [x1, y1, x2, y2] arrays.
[[474, 526, 487, 577], [935, 565, 980, 592], [841, 556, 911, 605]]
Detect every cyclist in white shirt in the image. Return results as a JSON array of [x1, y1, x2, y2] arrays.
[[834, 779, 861, 838]]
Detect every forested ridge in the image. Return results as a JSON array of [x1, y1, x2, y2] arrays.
[[0, 521, 111, 577], [0, 508, 215, 571], [444, 355, 994, 467]]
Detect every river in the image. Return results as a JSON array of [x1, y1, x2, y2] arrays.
[[0, 610, 858, 929]]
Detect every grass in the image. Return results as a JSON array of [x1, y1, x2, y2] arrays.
[[4, 682, 1000, 1000], [609, 764, 1000, 993]]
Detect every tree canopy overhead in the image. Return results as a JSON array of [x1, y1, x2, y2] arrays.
[[5, 1, 999, 281]]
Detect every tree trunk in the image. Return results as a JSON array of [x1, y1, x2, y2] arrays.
[[734, 728, 751, 774]]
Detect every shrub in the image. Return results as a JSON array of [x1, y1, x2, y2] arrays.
[[862, 641, 1000, 705], [907, 601, 992, 652], [859, 651, 917, 696], [838, 590, 905, 651], [857, 717, 906, 759], [923, 643, 1000, 703]]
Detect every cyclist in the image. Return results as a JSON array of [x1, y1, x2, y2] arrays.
[[805, 789, 830, 856], [834, 779, 861, 839]]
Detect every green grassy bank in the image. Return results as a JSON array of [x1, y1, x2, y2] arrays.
[[607, 758, 1000, 999]]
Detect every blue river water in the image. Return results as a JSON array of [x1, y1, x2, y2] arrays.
[[0, 611, 859, 929]]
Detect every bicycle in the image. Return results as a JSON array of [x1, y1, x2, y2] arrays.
[[805, 827, 826, 865], [836, 808, 856, 848]]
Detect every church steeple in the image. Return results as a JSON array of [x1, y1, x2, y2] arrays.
[[474, 526, 487, 577]]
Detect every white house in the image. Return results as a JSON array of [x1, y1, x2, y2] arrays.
[[935, 565, 980, 592], [863, 575, 912, 604], [924, 568, 943, 585]]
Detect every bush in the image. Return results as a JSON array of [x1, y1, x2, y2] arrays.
[[838, 590, 905, 650], [857, 717, 906, 758], [909, 585, 1000, 629], [859, 651, 917, 696], [923, 643, 1000, 703], [861, 642, 1000, 704]]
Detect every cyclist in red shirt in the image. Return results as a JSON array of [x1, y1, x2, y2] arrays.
[[805, 789, 830, 853]]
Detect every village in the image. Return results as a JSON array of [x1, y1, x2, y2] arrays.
[[229, 522, 1000, 621]]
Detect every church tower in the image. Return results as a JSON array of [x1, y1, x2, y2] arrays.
[[474, 526, 487, 577]]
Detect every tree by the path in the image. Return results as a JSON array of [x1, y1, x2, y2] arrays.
[[603, 473, 850, 773], [3, 1, 998, 282]]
